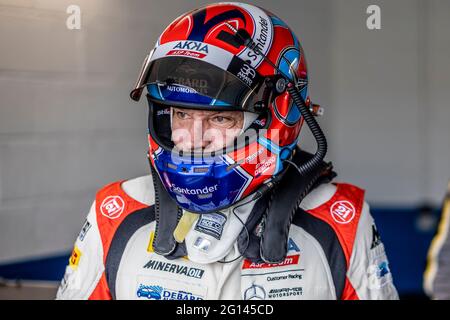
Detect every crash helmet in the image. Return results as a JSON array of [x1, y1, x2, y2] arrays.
[[130, 2, 313, 213]]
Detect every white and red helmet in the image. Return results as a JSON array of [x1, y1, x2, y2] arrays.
[[131, 2, 320, 213]]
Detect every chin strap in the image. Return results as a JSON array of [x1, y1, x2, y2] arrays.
[[237, 149, 336, 264], [149, 164, 187, 259]]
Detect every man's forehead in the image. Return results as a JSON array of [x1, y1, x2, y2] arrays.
[[171, 107, 242, 117]]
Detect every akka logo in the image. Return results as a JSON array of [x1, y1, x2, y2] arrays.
[[167, 41, 209, 59], [242, 255, 300, 269], [330, 200, 356, 224], [101, 195, 125, 219], [173, 41, 209, 53]]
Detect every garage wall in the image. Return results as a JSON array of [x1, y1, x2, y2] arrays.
[[327, 0, 450, 206], [0, 0, 449, 264]]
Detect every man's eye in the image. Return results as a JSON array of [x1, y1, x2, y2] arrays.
[[176, 111, 188, 119], [212, 116, 231, 123], [209, 116, 237, 128]]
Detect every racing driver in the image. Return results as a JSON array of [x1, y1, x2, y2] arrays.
[[56, 2, 399, 300]]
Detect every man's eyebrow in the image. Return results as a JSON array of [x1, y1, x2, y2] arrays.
[[210, 111, 241, 116], [172, 108, 238, 117], [197, 111, 224, 117]]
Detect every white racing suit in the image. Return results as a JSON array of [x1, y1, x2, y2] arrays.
[[56, 175, 399, 300]]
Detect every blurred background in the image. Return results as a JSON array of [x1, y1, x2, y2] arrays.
[[0, 0, 449, 299]]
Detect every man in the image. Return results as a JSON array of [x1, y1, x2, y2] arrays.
[[56, 2, 398, 300], [424, 181, 450, 299]]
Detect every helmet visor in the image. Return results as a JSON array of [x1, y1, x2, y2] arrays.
[[148, 98, 268, 158], [145, 56, 264, 112]]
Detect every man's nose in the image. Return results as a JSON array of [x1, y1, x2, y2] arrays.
[[191, 118, 210, 149]]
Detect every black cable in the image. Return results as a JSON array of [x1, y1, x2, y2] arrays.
[[286, 84, 328, 175], [284, 159, 303, 176], [217, 193, 262, 264]]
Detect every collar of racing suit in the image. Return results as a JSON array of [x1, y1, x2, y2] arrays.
[[183, 196, 258, 264], [149, 148, 336, 264]]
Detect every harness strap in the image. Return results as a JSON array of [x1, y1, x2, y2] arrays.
[[238, 149, 336, 264], [150, 164, 186, 258]]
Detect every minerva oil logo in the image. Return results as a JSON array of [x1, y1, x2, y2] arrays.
[[143, 259, 205, 279]]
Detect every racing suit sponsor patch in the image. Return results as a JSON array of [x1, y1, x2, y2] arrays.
[[370, 224, 382, 249], [330, 200, 356, 224], [143, 259, 205, 279], [242, 255, 300, 269], [368, 243, 394, 290], [136, 275, 207, 300], [78, 219, 91, 241], [57, 265, 83, 297], [100, 195, 125, 219], [287, 238, 300, 252], [268, 287, 303, 298], [242, 238, 300, 270], [146, 231, 155, 253], [58, 271, 70, 296], [266, 273, 303, 282], [69, 245, 82, 269], [243, 283, 267, 300], [194, 213, 227, 240], [136, 284, 203, 300], [243, 283, 303, 300]]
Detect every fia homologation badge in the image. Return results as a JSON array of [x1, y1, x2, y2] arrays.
[[194, 213, 227, 240]]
